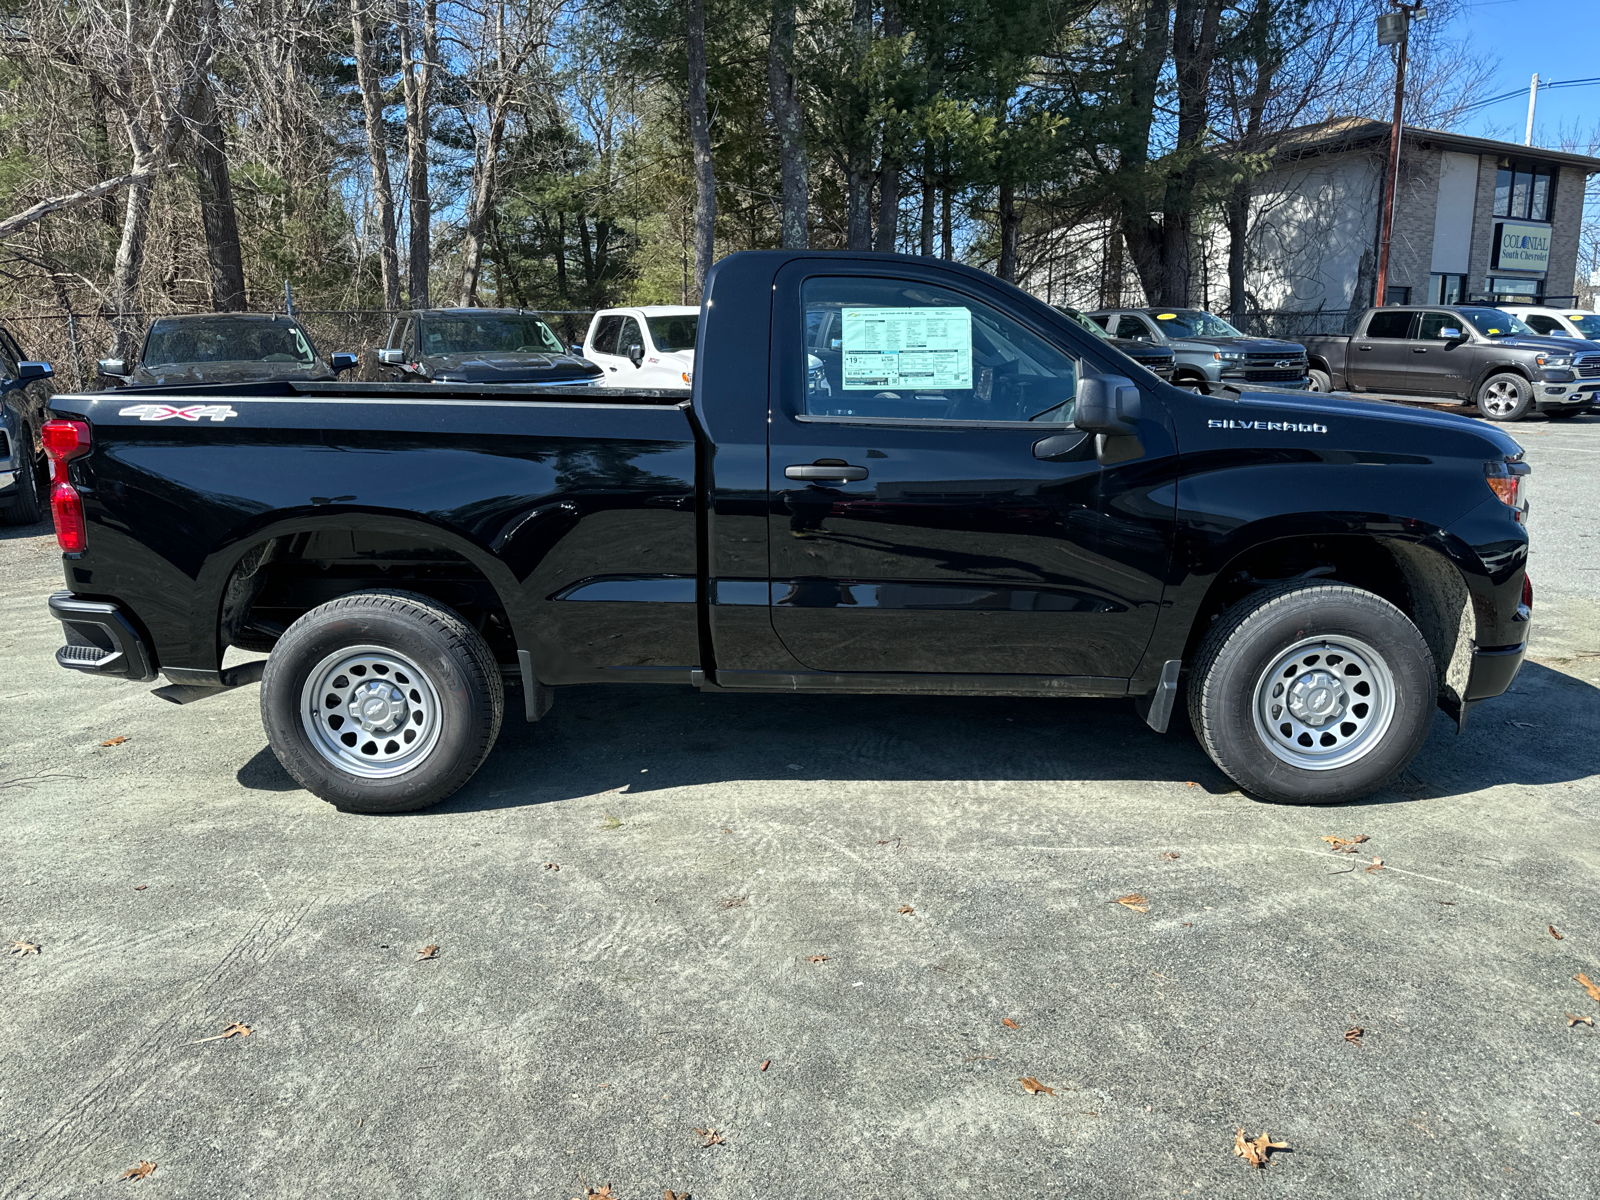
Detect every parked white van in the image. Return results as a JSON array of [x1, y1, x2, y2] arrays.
[[583, 306, 698, 388]]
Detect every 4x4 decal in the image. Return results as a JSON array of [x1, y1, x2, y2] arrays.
[[118, 404, 239, 422]]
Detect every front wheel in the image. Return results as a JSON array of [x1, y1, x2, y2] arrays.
[[1476, 373, 1532, 421], [1187, 583, 1436, 805], [1306, 368, 1332, 392], [260, 590, 504, 813]]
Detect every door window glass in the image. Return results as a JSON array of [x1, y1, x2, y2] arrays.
[[591, 316, 622, 355], [616, 318, 645, 358], [801, 276, 1078, 424], [386, 320, 406, 350], [1524, 314, 1564, 335], [1363, 311, 1415, 339], [1416, 312, 1460, 340], [399, 320, 417, 357], [1116, 316, 1151, 340]]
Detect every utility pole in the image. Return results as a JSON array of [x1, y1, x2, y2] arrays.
[[1374, 2, 1426, 308], [1525, 72, 1540, 145]]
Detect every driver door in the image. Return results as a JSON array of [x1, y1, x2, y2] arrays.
[[766, 263, 1177, 680]]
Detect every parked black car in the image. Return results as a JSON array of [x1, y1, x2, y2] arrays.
[[1054, 305, 1176, 379], [0, 323, 54, 527], [374, 309, 602, 385], [98, 313, 357, 387], [43, 251, 1530, 815]]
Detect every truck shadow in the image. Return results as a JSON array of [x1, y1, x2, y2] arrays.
[[233, 662, 1599, 810]]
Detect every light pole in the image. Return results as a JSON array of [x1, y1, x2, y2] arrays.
[[1374, 2, 1426, 307]]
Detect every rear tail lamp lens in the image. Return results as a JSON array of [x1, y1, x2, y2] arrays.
[[51, 482, 86, 552], [1522, 573, 1533, 611], [1485, 459, 1530, 522], [42, 419, 91, 552]]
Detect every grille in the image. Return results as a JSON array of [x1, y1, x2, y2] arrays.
[[1241, 368, 1307, 382], [1576, 354, 1600, 378], [0, 428, 9, 458]]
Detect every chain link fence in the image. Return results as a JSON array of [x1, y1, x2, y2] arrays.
[[0, 309, 600, 392]]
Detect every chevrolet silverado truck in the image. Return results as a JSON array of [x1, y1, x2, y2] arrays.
[[374, 309, 601, 385], [1085, 307, 1308, 391], [1301, 305, 1599, 421], [1053, 305, 1176, 379], [41, 252, 1532, 814], [99, 313, 358, 387], [0, 324, 55, 527]]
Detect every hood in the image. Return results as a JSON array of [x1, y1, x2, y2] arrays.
[[1476, 334, 1600, 355], [1168, 335, 1305, 354], [427, 351, 603, 383], [1109, 337, 1174, 359], [132, 360, 335, 385], [1226, 384, 1524, 457]]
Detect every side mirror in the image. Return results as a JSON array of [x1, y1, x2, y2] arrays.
[[627, 344, 645, 367], [1440, 327, 1463, 340], [377, 347, 404, 365], [330, 352, 358, 373], [1074, 374, 1141, 436], [18, 361, 51, 381], [97, 358, 127, 378], [569, 344, 585, 357]]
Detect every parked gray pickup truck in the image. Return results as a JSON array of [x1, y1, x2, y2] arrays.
[[1301, 305, 1600, 421], [1085, 308, 1308, 391]]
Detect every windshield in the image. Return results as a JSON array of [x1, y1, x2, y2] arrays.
[[1566, 313, 1600, 337], [1055, 306, 1114, 341], [143, 319, 316, 367], [1459, 308, 1534, 338], [419, 315, 563, 356], [646, 314, 698, 352], [1146, 310, 1245, 339]]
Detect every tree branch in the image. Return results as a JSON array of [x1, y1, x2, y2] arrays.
[[0, 167, 176, 240]]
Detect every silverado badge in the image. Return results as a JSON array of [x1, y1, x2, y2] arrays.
[[1209, 418, 1327, 433], [118, 404, 239, 422]]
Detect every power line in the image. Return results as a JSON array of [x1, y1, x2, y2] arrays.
[[1448, 76, 1600, 118]]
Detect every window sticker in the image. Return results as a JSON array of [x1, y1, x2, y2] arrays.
[[840, 306, 972, 390], [1156, 313, 1178, 319]]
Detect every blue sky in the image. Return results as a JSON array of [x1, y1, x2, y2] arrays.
[[1452, 0, 1600, 148]]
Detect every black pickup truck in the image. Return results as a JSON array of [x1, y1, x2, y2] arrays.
[[41, 252, 1532, 814], [1302, 305, 1600, 421]]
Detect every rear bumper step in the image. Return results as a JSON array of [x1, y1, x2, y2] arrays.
[[48, 592, 158, 682]]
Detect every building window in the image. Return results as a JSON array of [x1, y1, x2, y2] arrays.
[[1494, 160, 1555, 221], [1384, 285, 1412, 306], [1482, 277, 1543, 304], [1430, 274, 1466, 305]]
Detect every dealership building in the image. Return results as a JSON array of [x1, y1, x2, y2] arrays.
[[1238, 117, 1600, 324]]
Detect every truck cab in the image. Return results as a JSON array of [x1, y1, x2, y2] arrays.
[[584, 306, 699, 388]]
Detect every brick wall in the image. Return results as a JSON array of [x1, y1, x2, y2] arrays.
[[1546, 165, 1585, 299], [1386, 145, 1440, 299], [1465, 154, 1499, 289]]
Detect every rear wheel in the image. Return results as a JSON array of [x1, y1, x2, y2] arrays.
[[1306, 368, 1332, 392], [260, 589, 503, 813], [1, 426, 45, 526], [1476, 373, 1532, 421], [1187, 583, 1436, 805]]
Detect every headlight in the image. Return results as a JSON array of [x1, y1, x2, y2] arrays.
[[1215, 350, 1246, 362], [1535, 353, 1573, 367], [682, 370, 693, 384]]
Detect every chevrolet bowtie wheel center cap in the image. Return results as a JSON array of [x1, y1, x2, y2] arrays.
[[349, 681, 408, 733], [1287, 670, 1345, 725]]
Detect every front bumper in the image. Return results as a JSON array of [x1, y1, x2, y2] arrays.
[[48, 591, 158, 682], [1535, 380, 1598, 410]]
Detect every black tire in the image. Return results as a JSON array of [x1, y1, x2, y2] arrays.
[[1186, 583, 1436, 805], [1475, 372, 1532, 421], [260, 589, 504, 813], [1306, 368, 1332, 393], [1, 426, 46, 526]]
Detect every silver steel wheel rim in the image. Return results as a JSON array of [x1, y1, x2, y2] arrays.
[[299, 645, 443, 779], [1251, 635, 1396, 771], [1482, 380, 1521, 415]]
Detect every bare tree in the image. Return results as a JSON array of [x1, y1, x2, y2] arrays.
[[399, 0, 438, 308], [687, 0, 715, 296], [353, 0, 402, 311], [767, 0, 808, 248]]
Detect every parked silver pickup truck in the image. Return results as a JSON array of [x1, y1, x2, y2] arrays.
[[1301, 305, 1600, 421]]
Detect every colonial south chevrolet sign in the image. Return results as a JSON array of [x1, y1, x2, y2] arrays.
[[1494, 221, 1552, 271]]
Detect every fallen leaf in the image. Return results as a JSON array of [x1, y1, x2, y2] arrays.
[[721, 827, 731, 833], [693, 1126, 724, 1148], [1550, 925, 1563, 940], [898, 905, 915, 915], [807, 954, 829, 964], [8, 939, 41, 956], [1344, 1027, 1363, 1047], [720, 896, 747, 909], [1233, 1128, 1288, 1169], [543, 863, 560, 871], [1365, 858, 1385, 873], [190, 1021, 253, 1044], [118, 1161, 156, 1181], [1115, 893, 1150, 913], [1161, 851, 1180, 861], [572, 1185, 615, 1199], [133, 885, 147, 891], [598, 812, 623, 830], [1576, 973, 1600, 1004], [664, 1192, 691, 1200], [1002, 1018, 1020, 1029], [1185, 781, 1197, 788], [101, 736, 129, 747], [417, 944, 439, 960], [1566, 1013, 1594, 1028], [1018, 1077, 1056, 1096], [1320, 834, 1369, 853], [759, 1059, 769, 1071]]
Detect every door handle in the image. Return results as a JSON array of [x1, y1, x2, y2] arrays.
[[1356, 345, 1373, 351], [1412, 347, 1429, 353], [785, 462, 868, 481]]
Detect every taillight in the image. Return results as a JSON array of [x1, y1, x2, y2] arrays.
[[1522, 574, 1533, 611], [51, 483, 86, 552], [1485, 459, 1530, 522], [42, 419, 91, 553]]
